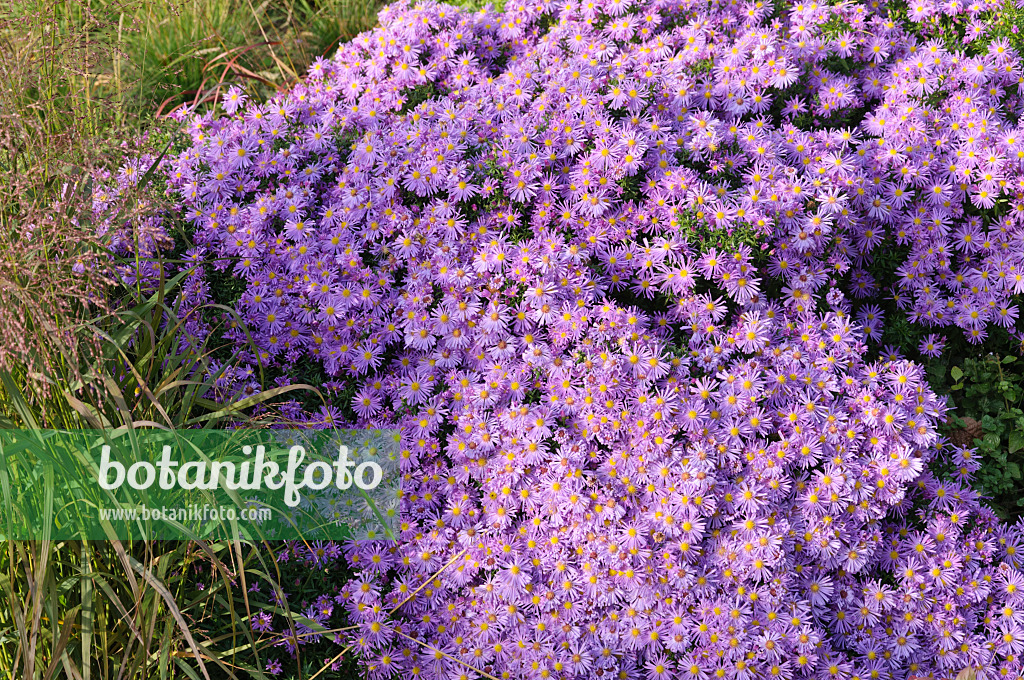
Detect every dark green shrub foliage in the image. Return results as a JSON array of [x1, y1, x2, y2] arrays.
[[947, 355, 1024, 519]]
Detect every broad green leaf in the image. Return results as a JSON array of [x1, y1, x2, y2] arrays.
[[950, 366, 963, 382], [1010, 431, 1024, 454]]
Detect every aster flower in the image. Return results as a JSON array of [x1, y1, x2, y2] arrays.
[[918, 333, 945, 357]]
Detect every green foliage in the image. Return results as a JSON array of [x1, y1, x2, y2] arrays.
[[855, 243, 914, 352], [962, 0, 1024, 54], [451, 0, 506, 11], [207, 261, 249, 309], [399, 82, 440, 113], [946, 354, 1024, 519], [818, 14, 853, 39], [123, 0, 259, 110], [291, 0, 387, 60], [678, 211, 763, 254], [691, 58, 713, 75]]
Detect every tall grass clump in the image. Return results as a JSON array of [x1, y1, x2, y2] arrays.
[[0, 255, 314, 678], [124, 0, 262, 111], [0, 1, 380, 676], [289, 0, 386, 62]]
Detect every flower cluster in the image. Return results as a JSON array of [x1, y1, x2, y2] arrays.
[[111, 0, 1024, 676]]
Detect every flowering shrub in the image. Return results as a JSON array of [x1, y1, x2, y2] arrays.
[[109, 0, 1024, 676]]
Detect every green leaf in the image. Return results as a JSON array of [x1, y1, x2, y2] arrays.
[[185, 384, 316, 425], [950, 366, 963, 382], [1008, 462, 1022, 480], [1003, 355, 1017, 364], [1010, 431, 1024, 454]]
